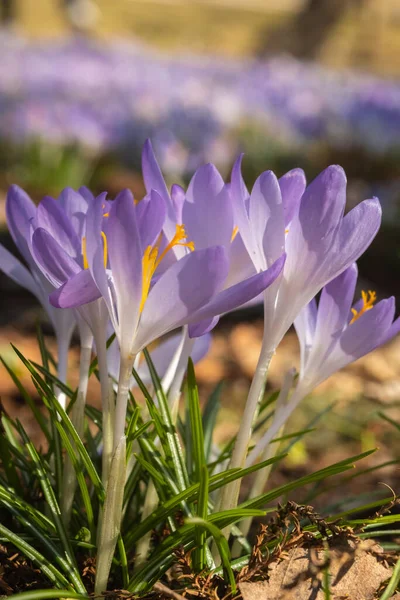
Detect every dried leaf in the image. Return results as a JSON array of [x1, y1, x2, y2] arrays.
[[240, 539, 392, 600]]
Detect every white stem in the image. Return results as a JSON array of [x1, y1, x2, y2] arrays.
[[95, 436, 126, 596], [168, 328, 194, 419], [92, 327, 114, 486], [233, 369, 296, 548], [61, 342, 93, 526], [113, 354, 134, 451], [161, 328, 186, 394], [246, 383, 307, 467], [217, 335, 274, 516], [56, 335, 71, 411]]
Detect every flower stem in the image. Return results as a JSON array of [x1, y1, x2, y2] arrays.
[[168, 329, 194, 421], [246, 383, 305, 467], [232, 368, 295, 550], [113, 355, 134, 451], [56, 335, 70, 411], [217, 335, 274, 516], [95, 436, 126, 596], [61, 341, 92, 527]]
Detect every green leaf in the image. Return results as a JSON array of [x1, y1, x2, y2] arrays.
[[141, 348, 189, 491], [6, 591, 89, 600], [16, 423, 86, 594], [202, 382, 222, 462], [0, 523, 72, 590], [187, 517, 237, 593], [0, 355, 50, 441]]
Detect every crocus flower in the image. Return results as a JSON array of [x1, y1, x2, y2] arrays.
[[0, 185, 77, 407], [246, 263, 400, 466], [219, 159, 382, 515], [142, 139, 259, 337], [231, 158, 383, 352]]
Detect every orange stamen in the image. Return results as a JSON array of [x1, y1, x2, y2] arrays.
[[350, 290, 376, 324], [231, 226, 239, 242], [140, 224, 194, 312], [81, 232, 108, 270]]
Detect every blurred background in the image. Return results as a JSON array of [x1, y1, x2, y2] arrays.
[[1, 0, 400, 507]]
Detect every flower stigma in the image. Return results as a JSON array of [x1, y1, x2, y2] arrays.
[[140, 224, 194, 312], [350, 290, 376, 324]]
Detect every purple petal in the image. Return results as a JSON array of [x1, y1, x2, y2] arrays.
[[78, 186, 95, 204], [6, 185, 37, 263], [0, 243, 39, 297], [249, 170, 285, 267], [324, 198, 382, 282], [230, 154, 261, 269], [294, 297, 317, 373], [279, 168, 306, 227], [107, 189, 143, 355], [296, 165, 347, 252], [188, 253, 286, 327], [142, 139, 177, 241], [50, 269, 102, 308], [36, 196, 81, 259], [32, 228, 80, 287], [58, 187, 90, 239], [189, 316, 220, 338], [136, 189, 166, 250], [134, 246, 229, 351], [339, 297, 395, 360], [171, 184, 185, 224], [85, 192, 110, 304], [183, 164, 233, 250], [314, 263, 358, 346]]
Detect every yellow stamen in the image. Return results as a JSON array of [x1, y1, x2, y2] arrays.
[[81, 232, 108, 270], [231, 226, 239, 242], [285, 228, 289, 234], [139, 224, 194, 312], [350, 289, 377, 324]]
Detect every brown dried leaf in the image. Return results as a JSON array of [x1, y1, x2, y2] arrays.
[[239, 539, 392, 600]]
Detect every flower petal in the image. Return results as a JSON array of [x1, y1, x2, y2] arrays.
[[50, 269, 102, 308], [294, 298, 317, 374], [32, 227, 81, 287], [189, 253, 286, 328], [136, 189, 166, 250], [6, 185, 37, 263], [183, 164, 233, 250], [230, 154, 260, 269], [189, 317, 220, 338], [324, 198, 382, 282], [36, 196, 81, 259], [142, 139, 177, 241], [107, 189, 143, 355], [279, 168, 306, 227], [249, 170, 285, 268], [171, 184, 185, 224], [0, 243, 39, 297], [134, 246, 229, 351]]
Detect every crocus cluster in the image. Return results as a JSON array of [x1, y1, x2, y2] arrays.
[[1, 138, 399, 593]]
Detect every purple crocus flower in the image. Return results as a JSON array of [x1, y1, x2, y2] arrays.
[[246, 263, 400, 466], [231, 157, 382, 352], [142, 139, 260, 337], [0, 185, 78, 407], [47, 187, 284, 364]]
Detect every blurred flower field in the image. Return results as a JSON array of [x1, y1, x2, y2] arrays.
[[0, 34, 399, 190]]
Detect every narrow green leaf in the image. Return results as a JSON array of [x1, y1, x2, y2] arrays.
[[141, 348, 189, 491], [6, 591, 88, 600], [16, 423, 86, 594], [188, 517, 237, 593], [0, 523, 72, 589], [202, 382, 222, 461], [0, 356, 50, 441]]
